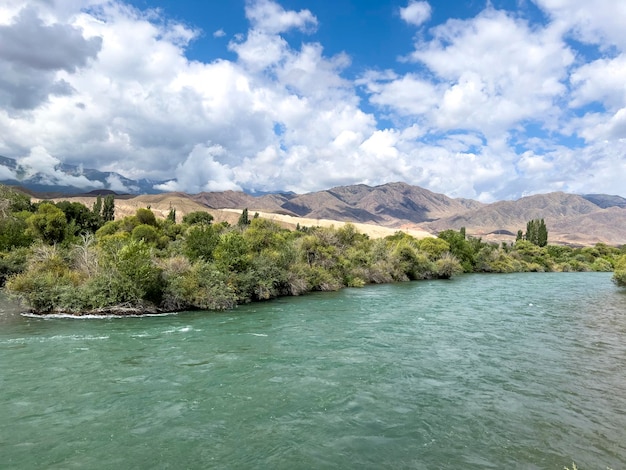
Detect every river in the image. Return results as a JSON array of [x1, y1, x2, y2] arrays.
[[1, 272, 625, 469]]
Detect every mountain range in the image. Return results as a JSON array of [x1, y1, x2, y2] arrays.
[[186, 183, 626, 246], [0, 155, 164, 195], [2, 156, 625, 246]]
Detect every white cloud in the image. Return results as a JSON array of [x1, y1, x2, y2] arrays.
[[245, 0, 317, 34], [213, 28, 225, 38], [155, 144, 242, 193], [0, 164, 16, 180], [362, 73, 439, 116], [363, 9, 575, 140], [534, 0, 626, 49], [106, 174, 135, 193], [517, 151, 554, 174], [570, 54, 626, 110], [409, 9, 573, 134], [229, 29, 288, 71], [0, 0, 625, 202], [400, 1, 431, 27], [17, 146, 104, 189]]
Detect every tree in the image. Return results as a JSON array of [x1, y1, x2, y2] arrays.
[[27, 203, 68, 244], [135, 208, 157, 226], [184, 224, 220, 261], [537, 219, 548, 247], [102, 195, 115, 222], [417, 237, 450, 260], [0, 215, 33, 251], [131, 224, 159, 244], [237, 208, 250, 227], [182, 211, 214, 225], [56, 200, 100, 234], [1, 186, 35, 250], [524, 219, 548, 247], [438, 229, 475, 272], [243, 218, 288, 253], [92, 196, 103, 220], [214, 232, 250, 272], [167, 207, 176, 223], [0, 184, 32, 213]]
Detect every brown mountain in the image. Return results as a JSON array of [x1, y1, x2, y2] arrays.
[[419, 192, 625, 245], [186, 184, 624, 246], [24, 182, 626, 246], [189, 182, 482, 226]]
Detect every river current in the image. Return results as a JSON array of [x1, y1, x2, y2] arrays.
[[1, 272, 625, 469]]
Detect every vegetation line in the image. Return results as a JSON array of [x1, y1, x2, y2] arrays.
[[1, 184, 625, 315]]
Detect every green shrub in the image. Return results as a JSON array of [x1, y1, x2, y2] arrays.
[[435, 253, 463, 279], [182, 211, 214, 225], [135, 208, 157, 226], [0, 248, 29, 286], [26, 203, 67, 244], [161, 261, 237, 311], [591, 258, 612, 272], [131, 224, 159, 244], [613, 255, 626, 287]]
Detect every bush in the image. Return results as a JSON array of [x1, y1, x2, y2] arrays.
[[182, 211, 214, 225], [132, 224, 159, 244], [183, 224, 219, 261], [27, 203, 67, 244], [85, 237, 164, 308], [591, 258, 612, 272], [135, 208, 157, 226], [0, 248, 29, 286], [161, 261, 237, 311], [435, 253, 463, 279], [6, 245, 80, 312], [613, 255, 626, 287], [0, 216, 33, 251]]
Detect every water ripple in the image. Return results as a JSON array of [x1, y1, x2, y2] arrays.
[[1, 273, 624, 469]]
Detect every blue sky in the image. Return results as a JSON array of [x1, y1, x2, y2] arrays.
[[0, 0, 625, 200]]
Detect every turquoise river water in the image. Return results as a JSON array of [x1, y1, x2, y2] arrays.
[[1, 272, 625, 469]]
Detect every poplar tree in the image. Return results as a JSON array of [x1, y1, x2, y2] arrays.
[[102, 195, 115, 222], [524, 219, 548, 247], [167, 207, 176, 223], [537, 219, 548, 247], [237, 208, 250, 227]]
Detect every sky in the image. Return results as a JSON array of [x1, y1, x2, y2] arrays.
[[1, 0, 625, 201]]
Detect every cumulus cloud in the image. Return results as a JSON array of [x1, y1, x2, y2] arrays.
[[400, 1, 431, 27], [245, 0, 317, 34], [569, 55, 626, 110], [155, 144, 242, 193], [0, 0, 625, 200], [0, 6, 101, 109], [410, 9, 572, 133], [534, 0, 626, 49]]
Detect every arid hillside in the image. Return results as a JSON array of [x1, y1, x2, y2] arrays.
[[35, 182, 626, 246]]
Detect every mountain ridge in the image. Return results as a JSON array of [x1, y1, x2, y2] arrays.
[[2, 153, 625, 246]]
